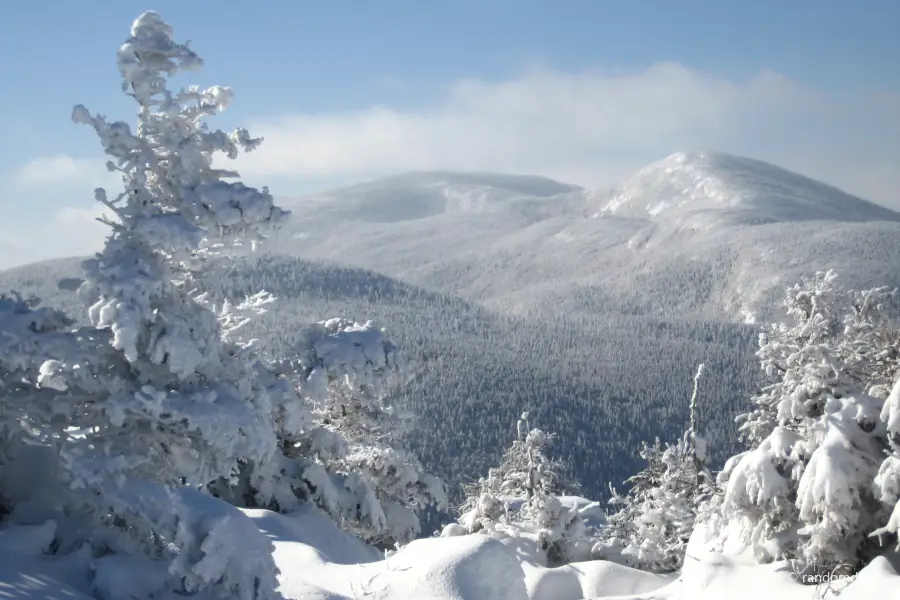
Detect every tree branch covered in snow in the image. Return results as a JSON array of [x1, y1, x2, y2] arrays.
[[236, 318, 446, 548]]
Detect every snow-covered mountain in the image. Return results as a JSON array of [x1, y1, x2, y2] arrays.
[[276, 151, 900, 323], [597, 151, 900, 224], [285, 171, 581, 223]]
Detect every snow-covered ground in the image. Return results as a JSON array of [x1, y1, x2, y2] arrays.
[[4, 510, 897, 600]]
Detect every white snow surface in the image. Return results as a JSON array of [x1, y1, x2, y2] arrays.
[[2, 505, 900, 600], [286, 171, 579, 223]]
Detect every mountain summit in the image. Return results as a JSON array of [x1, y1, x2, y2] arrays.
[[598, 151, 899, 225], [287, 171, 579, 223]]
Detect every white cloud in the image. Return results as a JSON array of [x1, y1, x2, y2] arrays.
[[2, 62, 896, 272], [14, 154, 119, 190], [1, 155, 121, 270], [0, 205, 112, 271], [232, 63, 897, 207]]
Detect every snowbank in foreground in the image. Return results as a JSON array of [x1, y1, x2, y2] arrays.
[[249, 505, 677, 600], [247, 506, 528, 600], [2, 510, 899, 600], [521, 560, 674, 600], [679, 525, 900, 600]]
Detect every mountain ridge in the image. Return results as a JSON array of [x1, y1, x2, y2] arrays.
[[597, 151, 900, 225], [284, 151, 899, 229]]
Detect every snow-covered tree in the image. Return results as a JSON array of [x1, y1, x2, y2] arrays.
[[215, 317, 447, 548], [290, 318, 447, 547], [738, 272, 897, 446], [461, 413, 571, 509], [597, 434, 707, 572], [737, 271, 847, 446], [456, 414, 586, 566], [67, 7, 290, 489], [0, 12, 296, 599], [596, 364, 710, 572], [871, 378, 900, 549], [0, 292, 97, 516], [713, 272, 900, 573]]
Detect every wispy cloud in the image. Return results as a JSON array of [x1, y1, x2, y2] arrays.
[[233, 63, 897, 207], [3, 157, 119, 270], [3, 61, 897, 272], [0, 205, 112, 271], [14, 154, 119, 190]]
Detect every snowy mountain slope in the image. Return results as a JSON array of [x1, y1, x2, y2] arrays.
[[437, 218, 900, 323], [597, 150, 900, 224], [271, 152, 900, 324], [3, 152, 896, 514], [3, 151, 897, 521]]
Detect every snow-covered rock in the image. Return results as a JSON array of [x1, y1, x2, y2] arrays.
[[371, 535, 528, 600]]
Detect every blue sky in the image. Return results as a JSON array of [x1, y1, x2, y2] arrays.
[[1, 0, 898, 267]]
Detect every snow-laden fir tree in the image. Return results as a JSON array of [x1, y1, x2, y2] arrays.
[[4, 12, 297, 599], [596, 364, 710, 573], [712, 272, 899, 573], [1, 11, 448, 595], [0, 292, 97, 517], [738, 271, 850, 446], [235, 317, 447, 548], [596, 436, 701, 572], [68, 8, 291, 489], [465, 413, 571, 506], [871, 378, 900, 548], [455, 414, 587, 566]]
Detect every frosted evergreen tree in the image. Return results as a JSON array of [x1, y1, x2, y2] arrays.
[[714, 272, 899, 573], [459, 413, 570, 527], [456, 414, 586, 565], [737, 271, 847, 446], [251, 317, 447, 548], [871, 378, 900, 550], [597, 365, 710, 573], [68, 8, 289, 496], [0, 292, 98, 516], [0, 12, 302, 599]]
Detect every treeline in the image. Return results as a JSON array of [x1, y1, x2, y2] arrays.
[[0, 252, 761, 511], [201, 254, 761, 504]]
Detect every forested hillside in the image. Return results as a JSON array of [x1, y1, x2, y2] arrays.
[[0, 253, 760, 509]]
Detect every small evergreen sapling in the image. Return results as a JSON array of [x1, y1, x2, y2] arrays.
[[597, 364, 710, 572], [457, 414, 587, 566]]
